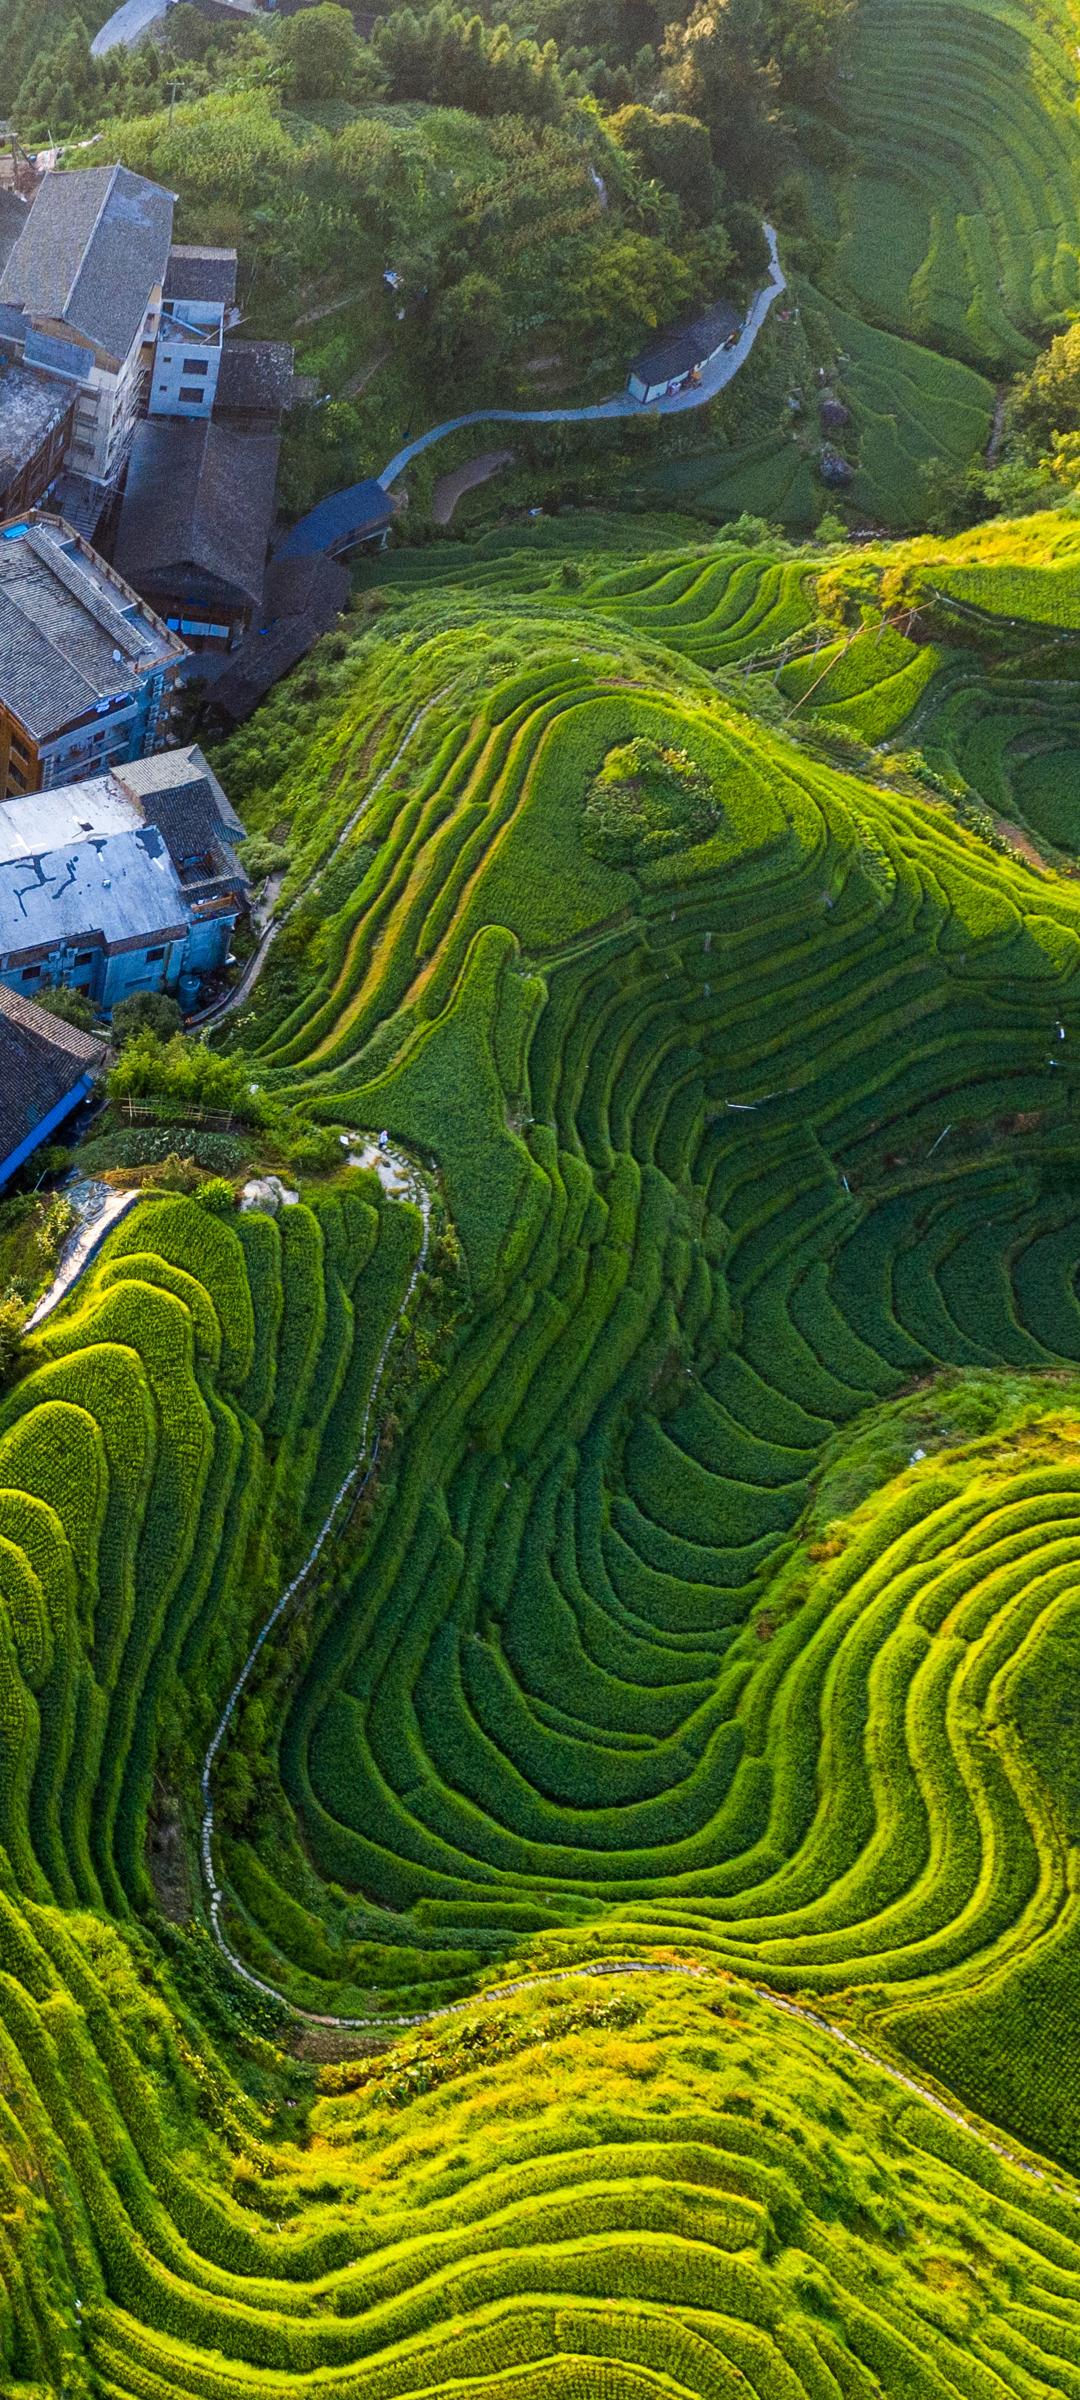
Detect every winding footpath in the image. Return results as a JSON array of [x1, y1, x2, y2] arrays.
[[191, 687, 452, 1030], [33, 1152, 1079, 2216], [276, 227, 785, 559], [376, 226, 785, 490], [199, 1149, 432, 1983]]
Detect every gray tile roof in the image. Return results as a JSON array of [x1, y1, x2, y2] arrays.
[[118, 741, 244, 834], [0, 517, 183, 739], [0, 361, 72, 492], [0, 165, 173, 366], [114, 416, 278, 611], [0, 979, 103, 1168], [204, 553, 350, 723], [165, 244, 237, 306], [216, 338, 294, 417], [630, 297, 742, 387], [0, 193, 28, 281]]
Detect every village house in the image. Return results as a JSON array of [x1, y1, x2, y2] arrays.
[[115, 320, 296, 650], [0, 979, 104, 1190], [0, 165, 174, 493], [0, 743, 249, 1014], [0, 512, 186, 798], [626, 298, 744, 406], [113, 415, 281, 650]]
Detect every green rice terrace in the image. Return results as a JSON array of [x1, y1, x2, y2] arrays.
[[8, 503, 1080, 2394]]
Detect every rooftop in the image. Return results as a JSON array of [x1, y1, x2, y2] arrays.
[[0, 771, 135, 861], [0, 164, 174, 366], [0, 359, 73, 490], [165, 244, 238, 307], [630, 296, 742, 386], [119, 741, 243, 835], [0, 192, 28, 280], [275, 477, 393, 561], [216, 338, 295, 418], [203, 553, 351, 723], [0, 818, 185, 956], [0, 513, 185, 738], [114, 417, 279, 611], [0, 979, 103, 1167], [0, 746, 247, 928]]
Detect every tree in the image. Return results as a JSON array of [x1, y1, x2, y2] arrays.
[[35, 984, 95, 1032], [277, 3, 360, 103], [566, 228, 693, 355], [764, 0, 852, 99], [607, 102, 718, 220], [111, 992, 184, 1047], [1011, 322, 1080, 453], [660, 0, 778, 186], [428, 271, 510, 381], [0, 1294, 24, 1387]]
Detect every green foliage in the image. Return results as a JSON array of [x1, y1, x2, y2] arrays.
[[33, 983, 95, 1032], [583, 734, 720, 860], [110, 993, 184, 1048], [277, 1, 361, 101]]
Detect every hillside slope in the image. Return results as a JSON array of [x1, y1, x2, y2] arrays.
[[4, 514, 1080, 2390]]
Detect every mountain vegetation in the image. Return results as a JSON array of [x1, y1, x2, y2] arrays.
[[2, 0, 1080, 2384], [3, 495, 1080, 2388]]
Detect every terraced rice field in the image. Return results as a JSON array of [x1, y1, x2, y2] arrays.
[[816, 0, 1080, 372], [7, 514, 1080, 2391]]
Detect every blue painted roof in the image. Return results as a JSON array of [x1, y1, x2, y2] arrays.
[[275, 477, 392, 559]]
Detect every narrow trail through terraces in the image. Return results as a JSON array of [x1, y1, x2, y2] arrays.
[[38, 1145, 1080, 2222]]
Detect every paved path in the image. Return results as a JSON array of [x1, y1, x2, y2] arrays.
[[91, 0, 255, 51], [277, 226, 784, 558], [91, 0, 169, 53], [26, 1182, 140, 1329], [199, 1151, 433, 1992]]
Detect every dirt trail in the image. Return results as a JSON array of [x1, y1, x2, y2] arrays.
[[432, 449, 515, 525]]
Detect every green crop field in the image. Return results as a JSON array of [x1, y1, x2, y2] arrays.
[[814, 0, 1080, 372], [7, 495, 1080, 2393]]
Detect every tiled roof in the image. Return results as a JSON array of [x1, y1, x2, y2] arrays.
[[0, 516, 183, 739], [0, 360, 73, 491], [216, 338, 294, 417], [165, 245, 238, 305], [204, 553, 350, 723], [0, 192, 28, 280], [630, 296, 742, 386], [0, 979, 103, 1169], [0, 165, 173, 366], [114, 417, 278, 612]]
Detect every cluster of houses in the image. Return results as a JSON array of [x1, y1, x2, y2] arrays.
[[0, 163, 288, 1187], [0, 152, 760, 1191]]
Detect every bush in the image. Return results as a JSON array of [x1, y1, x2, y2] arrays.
[[111, 994, 184, 1047], [583, 737, 720, 863], [34, 985, 95, 1032]]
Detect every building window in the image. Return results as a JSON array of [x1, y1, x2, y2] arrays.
[[145, 946, 166, 963], [21, 965, 40, 981], [183, 358, 210, 375], [75, 951, 94, 967], [180, 385, 205, 404]]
